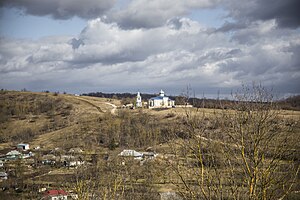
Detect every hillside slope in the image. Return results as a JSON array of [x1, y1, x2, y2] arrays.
[[0, 91, 120, 150]]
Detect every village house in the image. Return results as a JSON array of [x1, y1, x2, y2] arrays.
[[148, 90, 175, 109], [141, 151, 158, 159], [22, 151, 34, 158], [119, 150, 143, 160], [68, 148, 83, 154], [0, 172, 8, 180], [61, 155, 84, 167], [41, 154, 56, 165], [65, 160, 85, 167], [42, 159, 56, 166], [43, 190, 68, 200], [5, 150, 34, 160], [6, 150, 21, 160], [17, 143, 30, 150], [118, 150, 158, 161]]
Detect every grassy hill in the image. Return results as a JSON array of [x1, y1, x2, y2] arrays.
[[0, 90, 180, 151], [0, 91, 120, 150], [0, 90, 299, 199], [1, 90, 299, 152]]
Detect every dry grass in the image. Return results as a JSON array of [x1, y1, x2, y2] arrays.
[[1, 91, 299, 151], [0, 92, 123, 151], [1, 91, 299, 199]]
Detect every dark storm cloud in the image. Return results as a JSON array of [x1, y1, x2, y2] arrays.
[[108, 0, 221, 29], [247, 0, 300, 28], [216, 21, 247, 32], [109, 0, 300, 30], [284, 43, 300, 71], [224, 0, 300, 29], [1, 0, 115, 19]]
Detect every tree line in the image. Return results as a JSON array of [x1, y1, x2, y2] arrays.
[[83, 91, 300, 110]]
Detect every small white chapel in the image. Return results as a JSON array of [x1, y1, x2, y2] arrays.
[[148, 90, 175, 109]]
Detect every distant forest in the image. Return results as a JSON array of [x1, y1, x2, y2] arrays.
[[82, 92, 159, 101], [82, 92, 300, 111]]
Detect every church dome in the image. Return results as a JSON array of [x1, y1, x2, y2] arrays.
[[159, 89, 165, 97]]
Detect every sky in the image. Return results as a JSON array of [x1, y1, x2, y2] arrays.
[[0, 0, 299, 98]]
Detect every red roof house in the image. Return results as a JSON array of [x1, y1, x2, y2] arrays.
[[43, 190, 68, 200]]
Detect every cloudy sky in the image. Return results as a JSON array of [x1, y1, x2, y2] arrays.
[[0, 0, 299, 97]]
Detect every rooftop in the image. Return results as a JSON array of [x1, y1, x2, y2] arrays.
[[6, 150, 21, 156], [44, 190, 68, 196]]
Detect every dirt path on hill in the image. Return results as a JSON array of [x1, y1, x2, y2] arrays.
[[104, 102, 117, 114], [75, 96, 118, 115], [75, 97, 104, 113]]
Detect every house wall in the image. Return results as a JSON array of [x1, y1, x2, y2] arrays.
[[17, 144, 29, 150], [50, 195, 68, 200], [162, 97, 168, 106], [149, 98, 174, 108]]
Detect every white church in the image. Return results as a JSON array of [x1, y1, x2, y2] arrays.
[[148, 90, 175, 109], [136, 92, 142, 108]]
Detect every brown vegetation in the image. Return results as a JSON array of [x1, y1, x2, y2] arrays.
[[166, 85, 300, 200], [0, 87, 299, 199]]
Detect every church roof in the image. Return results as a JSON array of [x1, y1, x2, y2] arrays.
[[150, 96, 174, 101], [150, 96, 164, 100], [149, 90, 174, 101]]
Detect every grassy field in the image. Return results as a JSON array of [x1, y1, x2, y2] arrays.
[[0, 90, 299, 199]]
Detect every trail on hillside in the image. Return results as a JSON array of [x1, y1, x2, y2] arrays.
[[104, 102, 117, 114], [75, 97, 104, 113], [75, 96, 118, 115]]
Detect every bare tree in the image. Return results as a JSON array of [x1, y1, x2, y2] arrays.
[[167, 84, 299, 200], [223, 84, 299, 200]]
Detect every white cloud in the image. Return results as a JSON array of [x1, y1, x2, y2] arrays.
[[0, 16, 299, 95]]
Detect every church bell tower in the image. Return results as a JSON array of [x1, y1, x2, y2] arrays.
[[136, 92, 142, 108]]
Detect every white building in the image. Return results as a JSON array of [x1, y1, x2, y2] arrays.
[[136, 92, 142, 108], [119, 150, 143, 160], [148, 90, 175, 109], [6, 150, 21, 160], [17, 143, 30, 150], [0, 172, 8, 180]]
